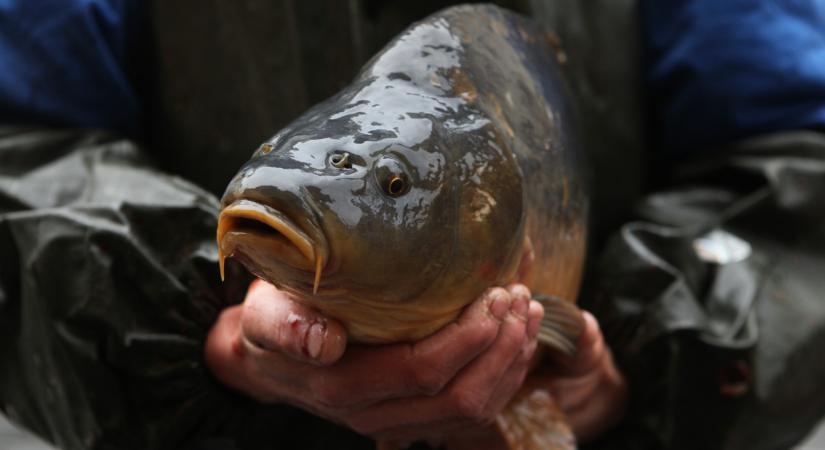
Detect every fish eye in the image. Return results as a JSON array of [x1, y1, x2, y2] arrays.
[[329, 151, 352, 169], [385, 175, 407, 196], [375, 156, 410, 197]]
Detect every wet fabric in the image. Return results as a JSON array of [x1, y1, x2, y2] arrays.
[[585, 131, 825, 450], [0, 0, 145, 138], [641, 0, 825, 159], [3, 129, 824, 450], [0, 127, 376, 450]]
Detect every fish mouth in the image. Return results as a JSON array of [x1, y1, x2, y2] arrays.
[[217, 199, 327, 294]]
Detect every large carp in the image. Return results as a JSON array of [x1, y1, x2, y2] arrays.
[[217, 4, 588, 449]]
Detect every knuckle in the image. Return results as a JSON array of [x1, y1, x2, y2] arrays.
[[509, 283, 530, 299], [241, 295, 269, 323], [452, 389, 492, 424], [477, 317, 501, 340], [501, 324, 527, 351], [240, 308, 270, 339], [487, 287, 510, 303], [466, 318, 500, 351], [411, 366, 448, 395]]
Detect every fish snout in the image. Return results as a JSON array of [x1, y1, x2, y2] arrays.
[[217, 199, 328, 294]]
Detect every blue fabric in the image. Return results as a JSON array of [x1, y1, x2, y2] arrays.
[[641, 0, 825, 158], [0, 0, 144, 137]]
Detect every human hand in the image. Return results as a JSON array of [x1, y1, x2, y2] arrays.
[[442, 310, 628, 450], [205, 279, 545, 442], [543, 311, 628, 441]]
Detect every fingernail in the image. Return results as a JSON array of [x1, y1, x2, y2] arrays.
[[488, 289, 510, 320], [307, 322, 325, 360], [511, 295, 528, 319]]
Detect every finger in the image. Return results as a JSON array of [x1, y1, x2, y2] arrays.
[[439, 305, 531, 422], [241, 279, 347, 366], [240, 332, 312, 390], [479, 316, 540, 416], [548, 311, 606, 378], [343, 301, 530, 435], [505, 283, 531, 318], [205, 305, 247, 391], [205, 302, 321, 404], [314, 288, 512, 408], [526, 299, 545, 339]]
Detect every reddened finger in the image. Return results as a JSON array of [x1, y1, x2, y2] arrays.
[[205, 303, 319, 403], [242, 279, 347, 366]]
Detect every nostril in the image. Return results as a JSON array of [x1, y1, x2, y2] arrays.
[[329, 152, 352, 169], [259, 143, 275, 155]]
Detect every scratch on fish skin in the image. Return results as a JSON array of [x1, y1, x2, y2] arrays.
[[448, 67, 478, 103], [470, 189, 497, 222]]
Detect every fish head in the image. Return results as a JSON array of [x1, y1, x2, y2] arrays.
[[218, 15, 529, 342], [217, 95, 460, 314]]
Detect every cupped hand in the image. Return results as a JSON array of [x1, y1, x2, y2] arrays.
[[443, 309, 628, 450], [205, 279, 544, 442]]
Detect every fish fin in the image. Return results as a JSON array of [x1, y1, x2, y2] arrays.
[[496, 384, 576, 450], [532, 295, 584, 357]]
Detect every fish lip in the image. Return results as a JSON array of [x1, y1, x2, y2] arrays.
[[217, 199, 329, 293]]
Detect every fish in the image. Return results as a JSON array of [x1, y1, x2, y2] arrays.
[[217, 4, 588, 450]]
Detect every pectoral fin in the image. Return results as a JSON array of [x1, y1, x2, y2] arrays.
[[496, 384, 576, 450], [532, 294, 584, 357]]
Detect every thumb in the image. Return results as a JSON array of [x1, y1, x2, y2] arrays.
[[240, 279, 347, 366], [548, 311, 607, 378]]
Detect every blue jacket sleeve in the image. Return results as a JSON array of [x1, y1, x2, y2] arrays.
[[641, 0, 825, 160], [0, 0, 144, 138]]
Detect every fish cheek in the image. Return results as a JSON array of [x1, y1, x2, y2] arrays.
[[455, 143, 524, 288], [318, 180, 455, 303]]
